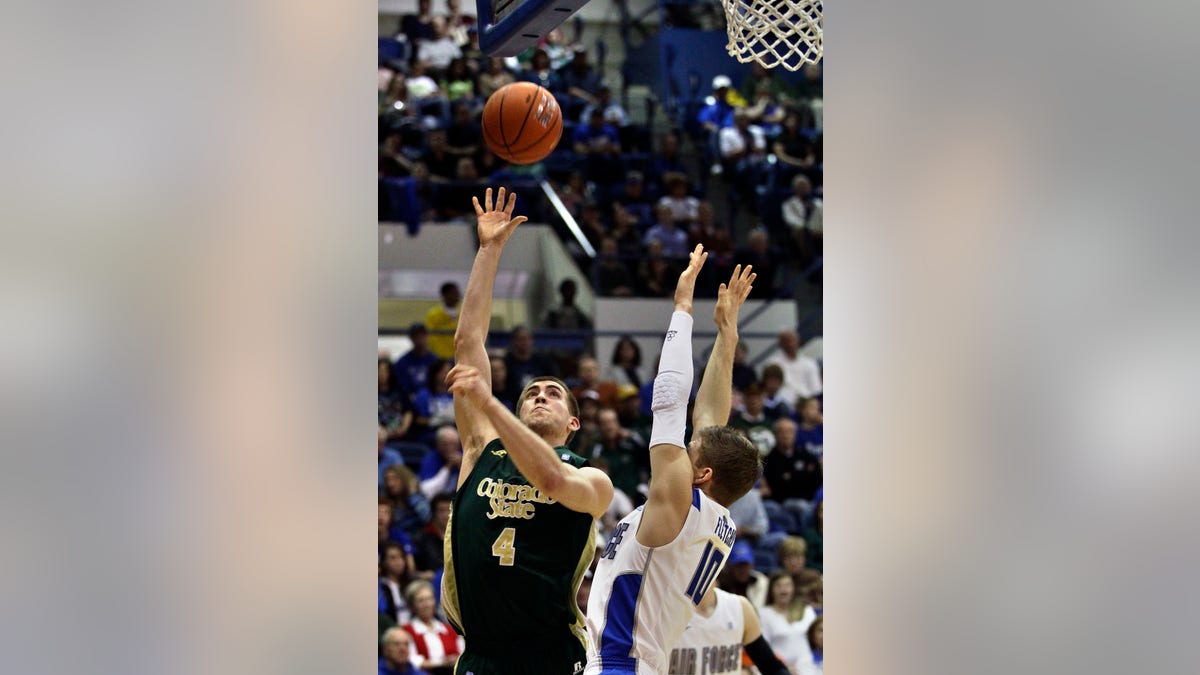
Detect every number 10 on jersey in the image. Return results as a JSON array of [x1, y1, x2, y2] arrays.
[[684, 541, 725, 604]]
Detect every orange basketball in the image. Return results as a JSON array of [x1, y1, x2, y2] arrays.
[[481, 82, 563, 165]]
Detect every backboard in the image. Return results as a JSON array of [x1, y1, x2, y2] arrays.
[[475, 0, 590, 56]]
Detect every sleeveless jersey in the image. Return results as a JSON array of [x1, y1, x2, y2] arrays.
[[584, 488, 737, 675], [668, 589, 746, 675], [442, 438, 595, 655]]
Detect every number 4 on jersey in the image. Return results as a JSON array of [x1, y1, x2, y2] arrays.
[[492, 527, 517, 566]]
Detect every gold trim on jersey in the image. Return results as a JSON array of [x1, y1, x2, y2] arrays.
[[440, 511, 463, 634], [568, 518, 598, 651]]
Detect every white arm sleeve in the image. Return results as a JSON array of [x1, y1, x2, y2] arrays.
[[649, 311, 694, 448]]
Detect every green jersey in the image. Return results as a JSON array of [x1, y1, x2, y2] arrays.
[[443, 438, 595, 658]]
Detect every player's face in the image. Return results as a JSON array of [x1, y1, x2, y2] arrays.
[[519, 381, 578, 436]]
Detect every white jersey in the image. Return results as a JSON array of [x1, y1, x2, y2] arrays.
[[668, 589, 746, 675], [585, 488, 737, 675]]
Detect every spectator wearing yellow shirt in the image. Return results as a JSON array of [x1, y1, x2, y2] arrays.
[[424, 282, 460, 359]]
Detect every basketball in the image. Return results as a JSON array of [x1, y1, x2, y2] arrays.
[[481, 82, 563, 165]]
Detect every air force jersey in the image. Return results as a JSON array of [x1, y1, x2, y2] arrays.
[[668, 589, 746, 675], [585, 488, 737, 675]]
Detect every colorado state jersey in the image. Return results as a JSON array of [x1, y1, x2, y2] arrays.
[[442, 438, 595, 655], [668, 589, 745, 675], [585, 488, 737, 675]]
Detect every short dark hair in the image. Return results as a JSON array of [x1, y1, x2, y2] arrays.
[[694, 426, 762, 507], [761, 364, 784, 382], [518, 376, 579, 418], [440, 281, 458, 296], [430, 493, 453, 510]]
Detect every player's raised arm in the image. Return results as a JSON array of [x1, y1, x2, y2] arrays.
[[637, 244, 708, 548], [693, 264, 755, 430], [453, 187, 527, 482], [445, 364, 613, 519]]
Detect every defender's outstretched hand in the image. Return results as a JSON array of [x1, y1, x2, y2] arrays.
[[472, 187, 528, 249], [673, 244, 708, 313], [714, 264, 756, 331], [445, 363, 492, 408]]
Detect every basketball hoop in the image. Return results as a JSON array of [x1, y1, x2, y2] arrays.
[[721, 0, 823, 71]]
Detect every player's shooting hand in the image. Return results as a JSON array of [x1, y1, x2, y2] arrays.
[[473, 186, 528, 249], [714, 264, 756, 331], [446, 363, 492, 408], [673, 244, 708, 313]]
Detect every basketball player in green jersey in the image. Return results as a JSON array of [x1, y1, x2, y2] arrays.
[[442, 187, 615, 675]]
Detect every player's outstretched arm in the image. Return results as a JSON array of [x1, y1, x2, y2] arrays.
[[739, 595, 792, 675], [637, 244, 708, 549], [453, 187, 527, 485], [446, 364, 613, 519], [693, 264, 755, 431]]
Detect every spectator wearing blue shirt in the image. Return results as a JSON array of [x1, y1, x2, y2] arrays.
[[394, 324, 438, 396], [379, 426, 404, 486], [417, 426, 462, 499], [794, 396, 823, 458], [380, 358, 415, 441], [572, 108, 622, 184], [518, 48, 563, 93], [698, 75, 737, 133], [643, 204, 691, 259], [412, 360, 455, 442], [380, 627, 431, 675]]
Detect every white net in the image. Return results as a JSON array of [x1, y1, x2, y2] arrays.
[[721, 0, 823, 71]]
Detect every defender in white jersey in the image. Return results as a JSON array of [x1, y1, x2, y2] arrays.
[[586, 247, 763, 675], [669, 587, 791, 675]]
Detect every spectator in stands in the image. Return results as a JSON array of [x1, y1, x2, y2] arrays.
[[735, 229, 780, 299], [434, 157, 482, 221], [717, 541, 768, 607], [380, 357, 415, 440], [728, 484, 769, 544], [699, 75, 739, 134], [740, 62, 792, 106], [459, 25, 483, 71], [380, 541, 418, 624], [802, 499, 823, 573], [575, 202, 608, 254], [413, 494, 452, 575], [719, 109, 769, 203], [439, 59, 475, 103], [380, 425, 406, 484], [503, 326, 560, 393], [777, 536, 820, 590], [443, 0, 473, 47], [488, 355, 516, 410], [518, 48, 562, 93], [424, 282, 460, 359], [643, 204, 691, 259], [765, 330, 822, 404], [417, 16, 462, 76], [614, 383, 652, 442], [395, 323, 439, 396], [609, 204, 645, 255], [782, 174, 823, 260], [591, 457, 636, 540], [802, 617, 823, 675], [412, 360, 455, 438], [688, 201, 734, 264], [763, 420, 822, 529], [731, 342, 758, 393], [648, 131, 687, 188], [604, 335, 643, 389], [587, 407, 649, 505], [405, 61, 444, 102], [558, 47, 603, 120], [569, 390, 604, 454], [571, 355, 617, 407], [477, 57, 515, 99], [382, 464, 432, 535], [572, 108, 622, 184], [758, 571, 819, 671], [557, 170, 593, 217], [380, 626, 431, 675], [421, 129, 458, 180], [732, 382, 777, 456], [542, 278, 592, 331], [794, 396, 823, 458], [614, 171, 653, 223], [793, 64, 823, 126], [594, 237, 635, 297], [743, 82, 786, 136], [402, 580, 464, 674], [761, 364, 794, 419], [418, 426, 462, 499], [379, 498, 418, 562], [578, 85, 628, 127], [635, 239, 674, 297], [539, 26, 577, 69], [400, 0, 435, 46], [656, 172, 701, 226], [773, 112, 818, 175]]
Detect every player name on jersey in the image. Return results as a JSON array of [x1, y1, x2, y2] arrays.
[[667, 642, 742, 675], [476, 477, 557, 519]]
